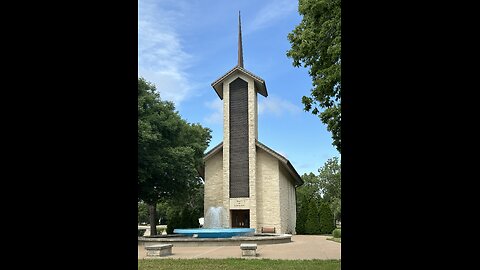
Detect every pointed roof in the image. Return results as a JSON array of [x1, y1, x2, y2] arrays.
[[211, 66, 268, 99], [238, 11, 244, 68], [211, 11, 268, 100], [200, 140, 304, 187]]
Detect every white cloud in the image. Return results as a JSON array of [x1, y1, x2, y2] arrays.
[[203, 98, 223, 125], [138, 0, 193, 105], [258, 95, 301, 116], [250, 0, 297, 31]]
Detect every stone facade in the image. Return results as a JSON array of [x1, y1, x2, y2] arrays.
[[204, 148, 224, 212], [204, 69, 302, 234], [255, 147, 281, 232], [203, 14, 302, 234], [204, 143, 299, 234], [279, 164, 297, 234]]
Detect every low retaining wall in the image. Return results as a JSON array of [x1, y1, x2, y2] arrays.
[[138, 234, 292, 247]]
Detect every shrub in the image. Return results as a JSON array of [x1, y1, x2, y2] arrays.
[[296, 206, 307, 234], [167, 206, 199, 234], [167, 211, 180, 234], [305, 200, 321, 234], [138, 229, 146, 236], [332, 228, 341, 238], [318, 202, 335, 234]]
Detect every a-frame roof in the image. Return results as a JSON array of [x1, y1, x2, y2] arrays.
[[211, 65, 268, 100], [200, 140, 303, 187]]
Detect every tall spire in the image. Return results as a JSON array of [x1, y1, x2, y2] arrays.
[[238, 10, 244, 68]]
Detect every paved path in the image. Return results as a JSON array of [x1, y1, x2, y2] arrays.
[[138, 235, 340, 260]]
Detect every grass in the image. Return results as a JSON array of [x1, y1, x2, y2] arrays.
[[326, 237, 341, 243], [138, 258, 340, 270]]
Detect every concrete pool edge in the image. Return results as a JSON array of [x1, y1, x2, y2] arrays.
[[139, 234, 292, 247]]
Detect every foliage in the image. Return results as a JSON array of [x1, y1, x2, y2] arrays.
[[156, 201, 169, 225], [295, 204, 307, 234], [138, 258, 341, 270], [166, 205, 200, 234], [160, 180, 204, 233], [296, 157, 341, 234], [287, 0, 341, 152], [332, 228, 341, 238], [138, 77, 211, 205], [318, 202, 335, 234], [138, 201, 149, 224], [175, 178, 205, 222], [180, 206, 199, 229], [296, 173, 320, 234], [138, 229, 146, 236], [318, 157, 341, 201], [330, 197, 341, 223], [138, 77, 211, 235], [326, 237, 341, 243], [296, 173, 320, 214], [166, 211, 180, 234], [304, 199, 320, 234], [318, 157, 341, 222]]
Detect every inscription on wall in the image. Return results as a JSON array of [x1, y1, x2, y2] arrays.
[[230, 198, 250, 209]]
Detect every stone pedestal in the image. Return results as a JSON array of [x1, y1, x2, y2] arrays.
[[240, 243, 257, 257], [145, 244, 173, 257]]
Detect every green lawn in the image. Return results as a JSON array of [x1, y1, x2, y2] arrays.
[[327, 237, 341, 243], [138, 258, 340, 270]]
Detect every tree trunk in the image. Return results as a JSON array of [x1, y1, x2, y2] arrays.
[[148, 203, 157, 236]]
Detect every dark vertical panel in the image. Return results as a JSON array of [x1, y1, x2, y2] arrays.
[[229, 78, 249, 197]]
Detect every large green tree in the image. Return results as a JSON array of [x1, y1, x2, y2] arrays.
[[296, 173, 321, 234], [287, 0, 341, 152], [296, 172, 320, 214], [296, 157, 341, 233], [304, 199, 321, 234], [318, 157, 341, 223], [138, 77, 211, 235], [318, 201, 335, 234]]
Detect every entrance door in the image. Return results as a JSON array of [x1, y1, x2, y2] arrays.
[[231, 210, 250, 228]]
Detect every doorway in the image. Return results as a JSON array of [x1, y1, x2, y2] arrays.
[[231, 210, 250, 228]]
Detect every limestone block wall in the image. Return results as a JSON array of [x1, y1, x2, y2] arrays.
[[222, 78, 231, 223], [255, 147, 280, 232], [279, 164, 297, 234], [222, 72, 258, 229], [204, 150, 224, 216], [247, 75, 257, 230]]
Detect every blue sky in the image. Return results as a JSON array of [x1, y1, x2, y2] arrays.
[[138, 0, 340, 176]]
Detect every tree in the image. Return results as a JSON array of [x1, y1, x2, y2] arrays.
[[296, 204, 307, 234], [318, 201, 335, 234], [318, 157, 341, 223], [296, 173, 322, 234], [295, 157, 341, 232], [162, 178, 204, 233], [296, 173, 321, 213], [287, 0, 341, 152], [304, 199, 321, 234], [138, 202, 149, 225], [138, 77, 211, 235], [184, 180, 205, 221]]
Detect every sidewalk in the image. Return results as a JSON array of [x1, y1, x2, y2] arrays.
[[138, 235, 341, 260]]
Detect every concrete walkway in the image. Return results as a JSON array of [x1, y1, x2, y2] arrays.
[[138, 235, 340, 260]]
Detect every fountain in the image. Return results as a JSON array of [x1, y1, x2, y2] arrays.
[[204, 206, 227, 228], [139, 205, 291, 246], [173, 206, 255, 238]]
